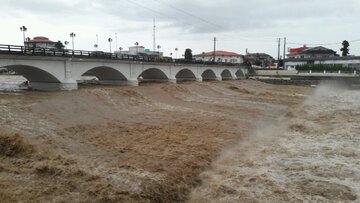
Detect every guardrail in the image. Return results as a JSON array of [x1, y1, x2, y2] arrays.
[[0, 44, 157, 62], [0, 44, 247, 67]]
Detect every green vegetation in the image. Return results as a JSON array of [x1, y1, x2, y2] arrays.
[[296, 64, 354, 73], [341, 40, 350, 57], [184, 48, 192, 61]]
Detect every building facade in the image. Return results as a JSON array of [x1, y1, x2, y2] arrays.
[[287, 46, 337, 59], [193, 51, 244, 64], [24, 36, 56, 49]]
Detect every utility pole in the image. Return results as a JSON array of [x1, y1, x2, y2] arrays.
[[283, 37, 286, 69], [213, 37, 216, 62], [277, 38, 281, 69], [115, 33, 118, 51], [153, 17, 156, 52]]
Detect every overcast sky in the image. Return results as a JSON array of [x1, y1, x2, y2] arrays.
[[1, 0, 360, 58]]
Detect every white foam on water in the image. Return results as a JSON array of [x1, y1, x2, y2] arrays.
[[189, 83, 360, 203], [0, 75, 27, 91]]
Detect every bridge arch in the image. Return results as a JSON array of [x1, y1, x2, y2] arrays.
[[201, 69, 217, 80], [81, 66, 128, 81], [221, 69, 233, 80], [235, 69, 245, 79], [3, 65, 62, 90], [4, 65, 61, 83], [175, 69, 196, 81], [138, 68, 168, 82]]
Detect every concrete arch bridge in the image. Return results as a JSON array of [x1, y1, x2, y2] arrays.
[[0, 55, 248, 90]]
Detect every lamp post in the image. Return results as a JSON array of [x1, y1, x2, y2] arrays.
[[115, 33, 118, 51], [20, 26, 27, 47], [94, 44, 98, 50], [157, 45, 161, 57], [175, 48, 178, 59], [64, 41, 69, 49], [108, 38, 113, 53], [70, 32, 76, 51], [134, 41, 139, 55]]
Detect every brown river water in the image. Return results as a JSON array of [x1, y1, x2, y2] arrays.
[[0, 75, 359, 202]]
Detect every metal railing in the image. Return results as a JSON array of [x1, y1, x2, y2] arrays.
[[0, 44, 246, 66]]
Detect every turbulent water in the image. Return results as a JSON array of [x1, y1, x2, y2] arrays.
[[0, 75, 27, 91], [1, 75, 359, 202], [189, 83, 360, 203]]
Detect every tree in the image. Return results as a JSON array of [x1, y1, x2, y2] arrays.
[[184, 48, 192, 61], [340, 40, 350, 56], [54, 41, 65, 50]]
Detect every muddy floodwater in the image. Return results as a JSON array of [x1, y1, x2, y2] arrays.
[[0, 78, 359, 202]]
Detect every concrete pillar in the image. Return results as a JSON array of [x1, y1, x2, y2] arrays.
[[309, 70, 312, 74], [196, 77, 203, 82], [126, 79, 139, 86], [354, 70, 357, 75], [60, 81, 78, 90], [324, 70, 326, 74], [169, 78, 177, 83], [215, 76, 222, 81], [338, 70, 341, 74], [60, 59, 78, 90]]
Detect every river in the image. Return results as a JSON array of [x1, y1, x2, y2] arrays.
[[189, 83, 360, 203]]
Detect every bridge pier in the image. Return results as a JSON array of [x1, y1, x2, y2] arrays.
[[196, 77, 203, 82], [215, 76, 222, 81], [169, 78, 177, 83], [60, 82, 78, 90]]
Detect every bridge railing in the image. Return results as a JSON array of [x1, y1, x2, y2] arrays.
[[0, 44, 247, 67]]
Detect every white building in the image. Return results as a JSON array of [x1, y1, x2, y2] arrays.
[[285, 56, 360, 70], [193, 51, 244, 64], [115, 46, 163, 57]]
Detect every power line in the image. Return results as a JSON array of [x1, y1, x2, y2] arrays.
[[287, 38, 360, 46], [152, 0, 226, 30]]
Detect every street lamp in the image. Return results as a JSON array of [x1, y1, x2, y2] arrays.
[[70, 32, 76, 51], [108, 38, 113, 53], [157, 45, 161, 56], [64, 41, 69, 49], [20, 26, 27, 46], [134, 41, 139, 54], [94, 44, 98, 50], [175, 48, 178, 59], [115, 33, 118, 51]]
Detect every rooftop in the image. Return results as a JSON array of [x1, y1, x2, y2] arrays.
[[194, 50, 243, 57]]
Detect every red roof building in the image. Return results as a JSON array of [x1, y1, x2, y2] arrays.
[[25, 36, 56, 49], [288, 45, 308, 57]]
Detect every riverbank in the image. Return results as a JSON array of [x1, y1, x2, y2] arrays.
[[1, 80, 311, 202]]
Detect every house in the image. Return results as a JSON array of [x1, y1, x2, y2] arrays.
[[24, 36, 56, 49], [193, 51, 244, 64], [245, 53, 275, 67], [287, 46, 337, 59], [285, 46, 341, 70]]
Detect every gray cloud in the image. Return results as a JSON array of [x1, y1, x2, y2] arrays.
[[1, 0, 360, 56]]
